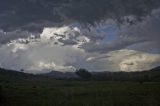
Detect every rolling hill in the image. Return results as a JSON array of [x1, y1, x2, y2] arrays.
[[0, 66, 160, 81]]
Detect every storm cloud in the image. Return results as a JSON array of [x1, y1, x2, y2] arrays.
[[1, 0, 160, 31], [0, 0, 160, 73]]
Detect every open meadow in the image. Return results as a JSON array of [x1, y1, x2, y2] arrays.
[[1, 79, 160, 106]]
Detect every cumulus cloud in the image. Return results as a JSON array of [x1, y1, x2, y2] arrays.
[[0, 40, 86, 73], [110, 50, 160, 72], [0, 1, 160, 73], [84, 49, 160, 72], [0, 29, 39, 44], [0, 23, 160, 73]]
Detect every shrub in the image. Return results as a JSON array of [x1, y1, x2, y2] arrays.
[[75, 69, 92, 79]]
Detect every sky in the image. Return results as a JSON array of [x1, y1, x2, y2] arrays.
[[0, 0, 160, 73]]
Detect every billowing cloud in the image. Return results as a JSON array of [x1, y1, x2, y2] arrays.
[[0, 30, 39, 44], [0, 34, 88, 73], [0, 1, 160, 73], [111, 50, 160, 72], [0, 23, 160, 73]]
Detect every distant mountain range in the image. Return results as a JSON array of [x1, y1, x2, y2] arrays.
[[0, 66, 160, 81], [42, 71, 78, 79]]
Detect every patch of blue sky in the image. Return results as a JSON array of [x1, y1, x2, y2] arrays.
[[97, 25, 118, 43]]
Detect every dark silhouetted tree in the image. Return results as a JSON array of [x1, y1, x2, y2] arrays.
[[76, 69, 92, 79], [20, 69, 24, 72]]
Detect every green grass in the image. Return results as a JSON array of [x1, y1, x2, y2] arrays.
[[0, 80, 160, 106]]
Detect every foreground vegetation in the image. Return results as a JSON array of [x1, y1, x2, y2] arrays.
[[0, 79, 160, 106], [0, 67, 160, 106]]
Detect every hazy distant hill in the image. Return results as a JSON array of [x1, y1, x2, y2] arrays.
[[42, 71, 78, 79], [0, 66, 160, 81], [91, 66, 160, 81], [0, 68, 36, 82]]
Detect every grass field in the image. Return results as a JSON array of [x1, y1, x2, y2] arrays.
[[0, 79, 160, 106]]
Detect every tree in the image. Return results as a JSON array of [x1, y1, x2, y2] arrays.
[[75, 69, 92, 79], [20, 69, 24, 72]]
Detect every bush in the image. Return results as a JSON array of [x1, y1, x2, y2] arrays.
[[75, 69, 92, 79]]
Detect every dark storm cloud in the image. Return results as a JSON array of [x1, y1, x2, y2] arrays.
[[0, 0, 160, 54], [59, 0, 160, 23], [0, 0, 62, 31], [0, 0, 160, 73], [0, 30, 34, 44], [78, 8, 160, 54], [80, 38, 145, 53], [1, 0, 160, 31]]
